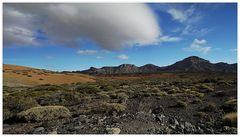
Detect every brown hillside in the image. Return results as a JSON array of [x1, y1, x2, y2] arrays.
[[3, 64, 96, 87]]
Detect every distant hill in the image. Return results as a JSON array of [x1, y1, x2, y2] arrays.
[[81, 56, 237, 74], [3, 64, 95, 87], [162, 56, 237, 72]]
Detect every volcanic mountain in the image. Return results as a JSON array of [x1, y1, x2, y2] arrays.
[[81, 56, 237, 74]]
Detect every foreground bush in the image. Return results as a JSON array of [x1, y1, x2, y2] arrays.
[[3, 96, 39, 121], [101, 102, 127, 113], [3, 109, 14, 121], [221, 99, 237, 112], [17, 106, 71, 122], [176, 100, 187, 108], [222, 112, 237, 127], [202, 102, 217, 112], [76, 84, 102, 94], [198, 84, 214, 92], [194, 112, 207, 118]]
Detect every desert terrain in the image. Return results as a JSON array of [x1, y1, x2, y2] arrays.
[[3, 60, 237, 134]]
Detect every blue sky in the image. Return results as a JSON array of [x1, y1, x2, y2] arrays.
[[3, 3, 237, 71]]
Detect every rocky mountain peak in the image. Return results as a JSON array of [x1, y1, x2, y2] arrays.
[[182, 56, 210, 64]]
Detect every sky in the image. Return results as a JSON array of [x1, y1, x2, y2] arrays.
[[3, 3, 237, 71]]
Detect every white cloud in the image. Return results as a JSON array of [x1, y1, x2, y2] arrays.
[[101, 49, 111, 54], [3, 6, 38, 46], [117, 54, 129, 60], [159, 35, 181, 42], [77, 50, 97, 55], [185, 39, 211, 54], [167, 8, 187, 23], [166, 5, 210, 37], [167, 5, 201, 24], [4, 26, 37, 46], [182, 25, 211, 36], [4, 4, 162, 50], [230, 48, 237, 52], [96, 56, 104, 59], [46, 55, 55, 59]]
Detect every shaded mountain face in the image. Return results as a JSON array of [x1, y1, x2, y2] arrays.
[[81, 64, 139, 74], [163, 56, 215, 72], [139, 64, 161, 72], [81, 56, 237, 74]]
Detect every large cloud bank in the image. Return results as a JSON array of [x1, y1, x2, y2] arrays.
[[4, 4, 163, 50]]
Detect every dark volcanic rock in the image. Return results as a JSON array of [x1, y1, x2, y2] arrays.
[[81, 64, 139, 74], [163, 56, 215, 72]]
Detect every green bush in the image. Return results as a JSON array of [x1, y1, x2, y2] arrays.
[[76, 84, 102, 94], [225, 99, 237, 105], [33, 84, 62, 91], [222, 112, 237, 127], [194, 112, 207, 118], [176, 100, 187, 108], [202, 102, 217, 112], [17, 105, 71, 122], [191, 98, 202, 104], [97, 92, 110, 99], [221, 99, 237, 112], [116, 92, 129, 99], [100, 84, 115, 91], [36, 92, 90, 106], [217, 80, 231, 87], [3, 109, 14, 121], [4, 96, 39, 113], [188, 90, 204, 98], [101, 102, 127, 113], [152, 92, 168, 97], [198, 84, 214, 92]]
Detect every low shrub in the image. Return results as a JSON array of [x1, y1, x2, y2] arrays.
[[202, 78, 218, 83], [176, 100, 187, 108], [191, 98, 202, 104], [221, 99, 237, 112], [217, 80, 231, 87], [97, 92, 110, 99], [33, 84, 62, 91], [76, 84, 102, 94], [101, 102, 127, 113], [36, 92, 87, 106], [188, 90, 204, 98], [194, 112, 207, 118], [198, 84, 214, 92], [3, 109, 14, 121], [214, 91, 226, 97], [17, 105, 71, 122], [202, 102, 217, 112], [152, 92, 168, 97], [4, 96, 39, 113], [100, 84, 115, 91], [116, 92, 129, 100], [225, 99, 237, 105], [222, 112, 237, 127]]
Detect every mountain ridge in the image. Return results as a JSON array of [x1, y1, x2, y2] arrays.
[[80, 56, 237, 74]]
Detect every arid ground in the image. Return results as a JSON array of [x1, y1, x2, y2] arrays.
[[3, 65, 237, 134]]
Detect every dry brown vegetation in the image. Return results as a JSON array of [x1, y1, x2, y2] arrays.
[[3, 64, 96, 86]]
